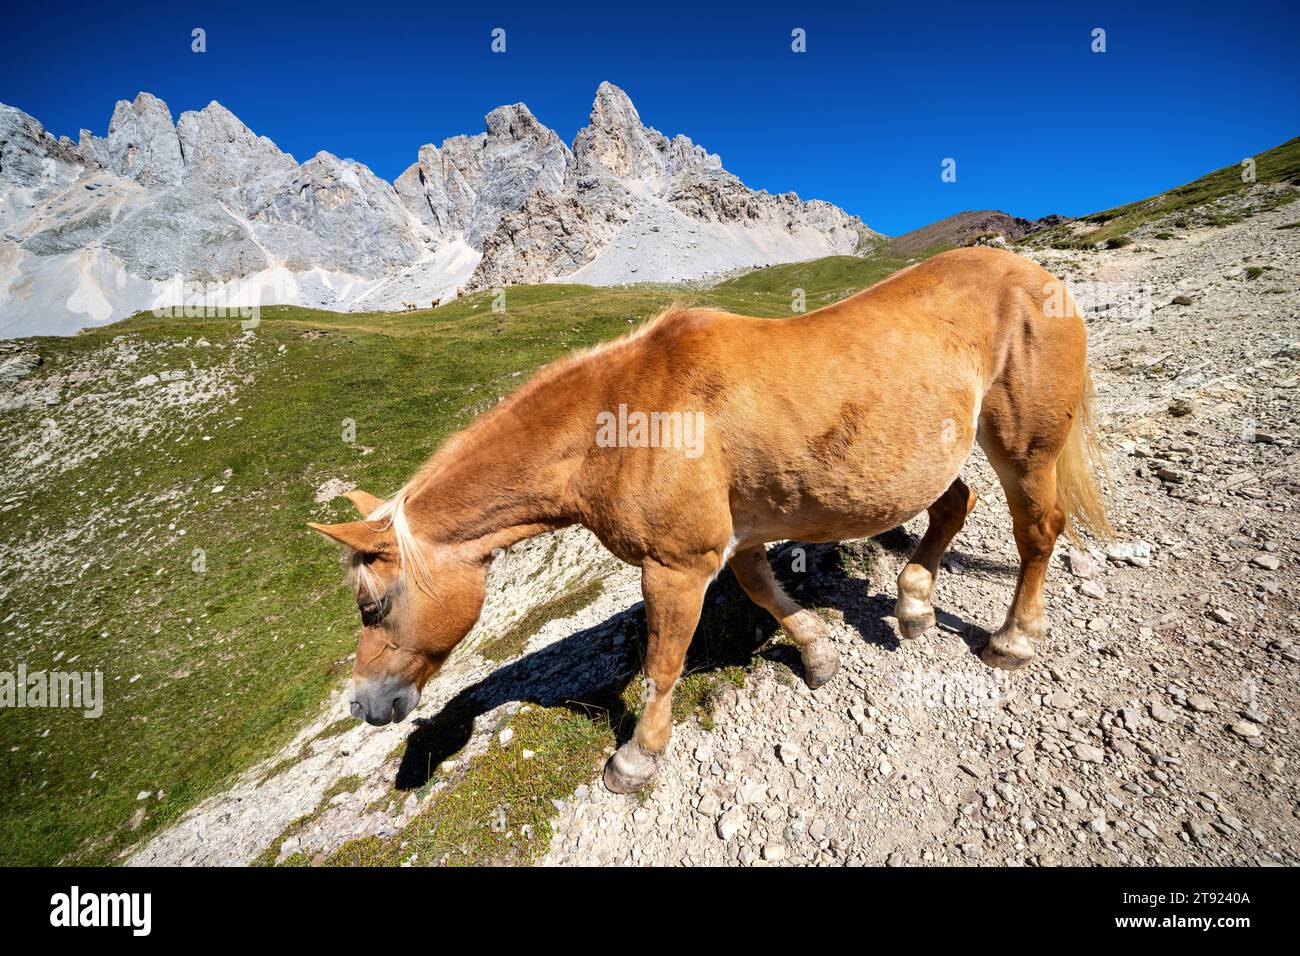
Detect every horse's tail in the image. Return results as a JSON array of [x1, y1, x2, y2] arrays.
[[1056, 366, 1113, 543]]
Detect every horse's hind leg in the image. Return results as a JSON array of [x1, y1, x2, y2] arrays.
[[979, 447, 1067, 670], [728, 546, 840, 688], [894, 477, 977, 640]]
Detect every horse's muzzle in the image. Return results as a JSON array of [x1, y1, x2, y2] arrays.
[[350, 679, 420, 726]]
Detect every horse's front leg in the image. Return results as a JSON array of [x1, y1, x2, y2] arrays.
[[603, 558, 713, 794]]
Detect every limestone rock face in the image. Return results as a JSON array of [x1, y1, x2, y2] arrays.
[[245, 151, 422, 275], [0, 105, 82, 189], [395, 102, 571, 249], [102, 188, 268, 281], [1, 84, 874, 336], [465, 82, 874, 291], [80, 93, 185, 186], [176, 101, 296, 209]]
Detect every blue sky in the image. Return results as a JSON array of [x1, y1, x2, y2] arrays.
[[2, 0, 1296, 235]]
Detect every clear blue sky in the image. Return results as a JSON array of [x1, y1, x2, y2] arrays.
[[2, 0, 1296, 235]]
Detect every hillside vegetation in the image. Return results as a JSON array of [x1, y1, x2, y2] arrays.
[[1029, 136, 1300, 248]]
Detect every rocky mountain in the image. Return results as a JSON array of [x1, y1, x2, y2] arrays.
[[469, 83, 870, 292], [0, 84, 876, 337], [889, 209, 1068, 256]]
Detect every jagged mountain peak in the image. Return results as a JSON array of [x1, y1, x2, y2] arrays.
[[1, 84, 872, 336], [483, 102, 551, 139], [589, 81, 642, 126], [573, 81, 720, 181], [83, 91, 184, 186], [108, 92, 174, 130]]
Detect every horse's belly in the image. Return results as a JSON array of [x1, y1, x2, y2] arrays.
[[733, 433, 973, 545]]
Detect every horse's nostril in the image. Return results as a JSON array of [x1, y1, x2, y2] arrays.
[[349, 700, 365, 720]]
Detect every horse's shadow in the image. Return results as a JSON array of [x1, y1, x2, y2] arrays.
[[394, 537, 1010, 791]]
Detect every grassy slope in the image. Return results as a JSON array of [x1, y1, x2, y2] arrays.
[[1030, 136, 1300, 248], [2, 249, 940, 866]]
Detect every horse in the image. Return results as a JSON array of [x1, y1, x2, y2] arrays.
[[309, 246, 1111, 793], [399, 300, 418, 311], [431, 298, 441, 309]]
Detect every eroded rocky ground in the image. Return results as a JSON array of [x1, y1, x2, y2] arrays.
[[129, 199, 1298, 867]]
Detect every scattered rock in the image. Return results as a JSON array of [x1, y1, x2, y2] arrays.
[[716, 807, 745, 841], [1073, 744, 1105, 764]]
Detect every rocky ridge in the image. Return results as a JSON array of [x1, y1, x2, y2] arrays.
[[0, 84, 874, 336], [889, 209, 1068, 256]]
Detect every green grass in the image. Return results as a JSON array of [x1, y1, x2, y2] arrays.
[[322, 706, 612, 866], [705, 250, 922, 315], [1032, 135, 1300, 248]]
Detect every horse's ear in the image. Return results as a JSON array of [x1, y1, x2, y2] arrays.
[[342, 489, 384, 517], [308, 519, 390, 554]]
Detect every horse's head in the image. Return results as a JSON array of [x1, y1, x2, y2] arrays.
[[309, 490, 486, 725]]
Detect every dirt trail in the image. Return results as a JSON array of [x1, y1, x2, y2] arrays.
[[131, 201, 1299, 867]]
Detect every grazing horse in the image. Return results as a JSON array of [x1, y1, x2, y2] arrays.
[[400, 300, 418, 311], [310, 247, 1111, 793], [431, 298, 441, 309]]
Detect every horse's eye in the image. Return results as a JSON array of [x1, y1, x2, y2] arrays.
[[359, 593, 391, 626]]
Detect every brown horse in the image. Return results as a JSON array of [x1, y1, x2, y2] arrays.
[[309, 246, 1110, 793]]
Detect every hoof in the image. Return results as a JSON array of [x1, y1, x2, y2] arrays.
[[602, 740, 661, 794], [800, 639, 840, 690], [980, 627, 1035, 670], [896, 608, 937, 641], [894, 593, 937, 641]]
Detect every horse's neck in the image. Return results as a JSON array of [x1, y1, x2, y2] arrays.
[[405, 396, 586, 561]]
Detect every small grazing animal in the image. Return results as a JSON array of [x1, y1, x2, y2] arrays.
[[311, 247, 1111, 794], [431, 298, 441, 309], [399, 300, 417, 311]]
